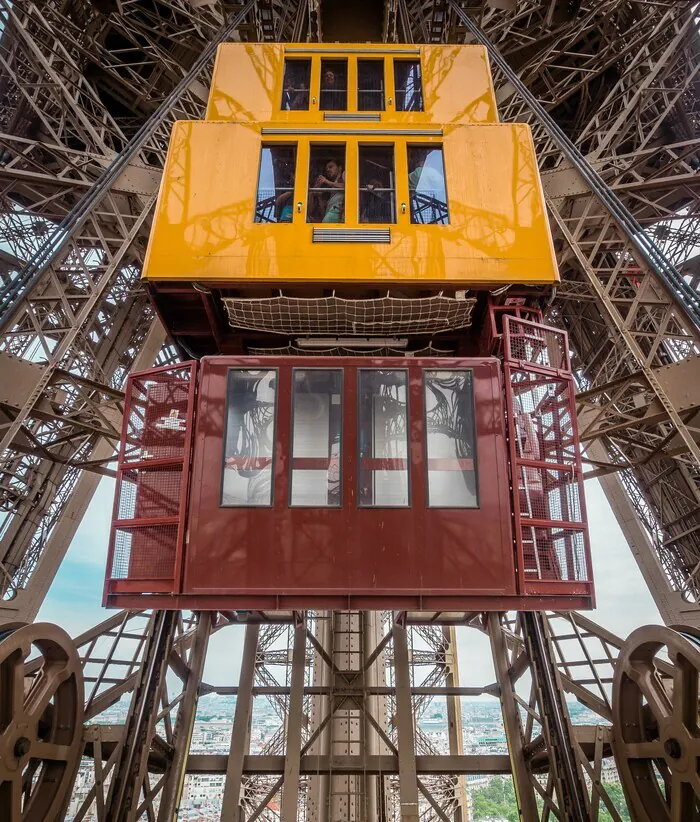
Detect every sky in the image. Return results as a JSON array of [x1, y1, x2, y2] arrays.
[[37, 475, 661, 689]]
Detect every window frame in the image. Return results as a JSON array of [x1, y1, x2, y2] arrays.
[[357, 59, 386, 112], [357, 367, 411, 509], [407, 143, 450, 226], [288, 367, 344, 509], [306, 141, 348, 224], [358, 143, 397, 225], [274, 52, 425, 115], [392, 58, 424, 113], [281, 58, 312, 111], [254, 143, 298, 225], [422, 368, 479, 509], [220, 367, 279, 509], [319, 58, 350, 112]]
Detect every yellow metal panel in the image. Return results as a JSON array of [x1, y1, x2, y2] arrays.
[[206, 43, 283, 122], [206, 43, 498, 125], [142, 121, 558, 286]]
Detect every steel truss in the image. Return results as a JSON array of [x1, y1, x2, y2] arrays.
[[1, 1, 700, 820], [5, 608, 632, 821]]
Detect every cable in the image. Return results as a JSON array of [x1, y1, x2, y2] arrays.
[[447, 0, 700, 331], [0, 1, 256, 330]]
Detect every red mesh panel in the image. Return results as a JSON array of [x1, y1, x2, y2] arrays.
[[504, 316, 568, 371], [517, 466, 583, 523], [482, 301, 543, 357], [106, 362, 196, 596], [122, 369, 192, 463], [111, 526, 178, 580], [117, 467, 184, 520], [503, 316, 591, 589], [521, 527, 587, 581]]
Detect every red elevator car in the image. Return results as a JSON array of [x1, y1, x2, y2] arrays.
[[104, 318, 593, 611]]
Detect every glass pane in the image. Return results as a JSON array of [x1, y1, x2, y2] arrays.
[[358, 370, 409, 507], [255, 145, 296, 224], [222, 370, 276, 506], [320, 59, 348, 111], [408, 146, 449, 225], [290, 370, 342, 506], [394, 60, 423, 112], [307, 144, 345, 224], [358, 60, 385, 111], [282, 59, 310, 110], [359, 145, 396, 224], [424, 370, 478, 508]]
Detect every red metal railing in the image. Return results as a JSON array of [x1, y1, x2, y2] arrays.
[[502, 316, 592, 596], [104, 361, 197, 602]]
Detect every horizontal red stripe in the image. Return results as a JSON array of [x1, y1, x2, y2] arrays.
[[360, 458, 407, 470], [427, 458, 474, 471], [292, 457, 333, 470], [224, 457, 272, 469]]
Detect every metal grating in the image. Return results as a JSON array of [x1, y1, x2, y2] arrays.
[[312, 227, 391, 243], [111, 525, 179, 580], [503, 316, 591, 587], [106, 362, 197, 593], [324, 112, 381, 121]]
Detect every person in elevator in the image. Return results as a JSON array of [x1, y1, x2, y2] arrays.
[[320, 68, 343, 110], [314, 158, 345, 222], [282, 69, 308, 110]]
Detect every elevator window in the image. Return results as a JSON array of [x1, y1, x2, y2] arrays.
[[358, 370, 409, 507], [222, 370, 277, 507], [424, 370, 478, 508], [394, 60, 423, 112], [358, 60, 385, 111], [408, 146, 449, 224], [359, 145, 396, 224], [320, 59, 348, 111], [281, 59, 311, 110], [307, 144, 345, 224], [254, 145, 297, 223], [290, 370, 342, 507]]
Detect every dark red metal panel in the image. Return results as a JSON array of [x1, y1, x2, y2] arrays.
[[179, 357, 515, 609]]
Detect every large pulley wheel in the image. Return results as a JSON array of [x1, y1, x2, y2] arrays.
[[0, 622, 84, 821], [612, 624, 700, 821]]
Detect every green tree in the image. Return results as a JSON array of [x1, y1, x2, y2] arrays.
[[470, 777, 519, 822]]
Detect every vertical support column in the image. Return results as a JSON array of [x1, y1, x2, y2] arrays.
[[442, 626, 467, 822], [363, 611, 388, 822], [105, 610, 178, 822], [392, 613, 419, 822], [158, 612, 213, 822], [281, 613, 307, 822], [522, 612, 590, 822], [487, 613, 539, 822], [222, 623, 260, 820], [306, 612, 332, 822]]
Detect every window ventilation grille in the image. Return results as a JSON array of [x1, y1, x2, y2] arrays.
[[312, 227, 391, 243]]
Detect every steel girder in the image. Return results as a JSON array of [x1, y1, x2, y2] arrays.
[[46, 608, 630, 821]]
